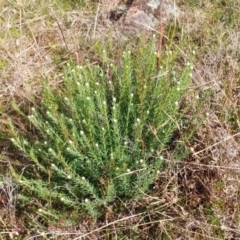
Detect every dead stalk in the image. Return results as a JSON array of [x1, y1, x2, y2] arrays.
[[156, 0, 164, 69]]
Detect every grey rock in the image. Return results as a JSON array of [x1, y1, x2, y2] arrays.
[[109, 0, 180, 31]]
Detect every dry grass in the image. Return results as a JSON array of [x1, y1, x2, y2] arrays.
[[0, 0, 240, 239]]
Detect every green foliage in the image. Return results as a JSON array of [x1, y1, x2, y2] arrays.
[[9, 40, 194, 217]]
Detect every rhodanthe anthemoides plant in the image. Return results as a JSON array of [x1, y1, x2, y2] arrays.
[[8, 42, 195, 217]]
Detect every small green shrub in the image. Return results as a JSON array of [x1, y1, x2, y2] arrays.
[[9, 41, 194, 217]]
